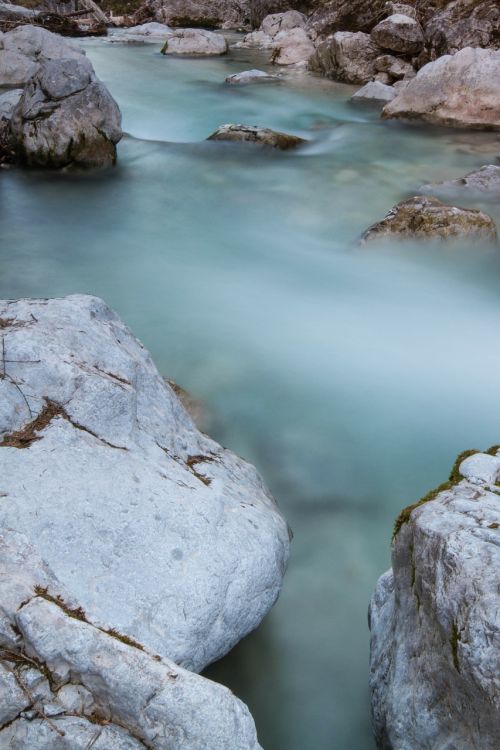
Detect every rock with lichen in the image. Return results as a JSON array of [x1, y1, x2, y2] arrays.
[[0, 295, 290, 676], [369, 448, 500, 750], [360, 195, 497, 244]]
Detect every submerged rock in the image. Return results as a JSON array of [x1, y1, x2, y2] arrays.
[[161, 27, 228, 55], [371, 13, 424, 55], [370, 448, 500, 750], [0, 530, 263, 749], [382, 47, 500, 130], [420, 164, 500, 197], [360, 195, 497, 243], [207, 123, 305, 149], [225, 69, 281, 84], [0, 24, 85, 87], [309, 31, 380, 84], [10, 57, 122, 169], [0, 294, 290, 673], [351, 80, 396, 105]]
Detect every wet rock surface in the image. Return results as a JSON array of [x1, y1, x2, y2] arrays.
[[361, 195, 497, 243], [207, 123, 306, 148]]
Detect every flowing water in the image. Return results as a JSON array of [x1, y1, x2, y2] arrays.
[[2, 34, 500, 750]]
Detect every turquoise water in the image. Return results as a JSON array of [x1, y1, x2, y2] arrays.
[[2, 36, 500, 750]]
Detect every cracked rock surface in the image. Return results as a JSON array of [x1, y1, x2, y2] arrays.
[[0, 531, 261, 748], [10, 56, 122, 168], [369, 450, 500, 750], [0, 295, 290, 676]]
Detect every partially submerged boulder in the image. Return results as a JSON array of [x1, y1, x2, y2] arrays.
[[309, 31, 379, 84], [10, 58, 122, 168], [207, 123, 305, 149], [225, 69, 281, 85], [370, 448, 500, 749], [420, 165, 500, 197], [351, 80, 396, 105], [382, 47, 500, 130], [360, 195, 497, 243], [0, 24, 85, 87], [161, 27, 228, 55], [0, 530, 263, 749], [0, 294, 290, 673], [371, 13, 424, 55]]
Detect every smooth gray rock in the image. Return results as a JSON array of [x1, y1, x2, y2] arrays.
[[161, 28, 228, 55], [351, 80, 396, 105], [207, 123, 306, 149], [370, 450, 500, 749], [371, 13, 424, 55], [420, 165, 500, 197], [10, 58, 122, 168], [0, 25, 84, 88], [0, 88, 22, 120], [383, 47, 500, 130], [0, 294, 289, 673], [309, 31, 380, 84], [225, 69, 281, 84], [0, 663, 29, 726]]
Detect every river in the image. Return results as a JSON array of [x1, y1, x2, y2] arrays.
[[1, 33, 500, 750]]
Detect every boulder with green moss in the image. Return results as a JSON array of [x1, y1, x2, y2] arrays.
[[369, 448, 500, 749]]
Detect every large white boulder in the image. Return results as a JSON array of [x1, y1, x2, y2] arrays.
[[0, 24, 85, 87], [0, 531, 262, 749], [382, 47, 500, 130], [369, 449, 500, 749], [0, 295, 290, 673], [270, 26, 315, 66]]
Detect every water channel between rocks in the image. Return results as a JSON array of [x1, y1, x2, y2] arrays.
[[1, 33, 500, 750]]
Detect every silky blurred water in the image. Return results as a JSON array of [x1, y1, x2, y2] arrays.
[[2, 36, 500, 750]]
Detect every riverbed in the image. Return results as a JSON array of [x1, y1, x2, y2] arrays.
[[1, 35, 500, 750]]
